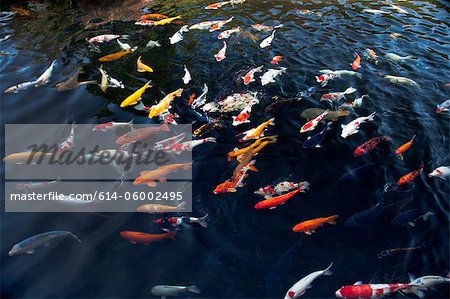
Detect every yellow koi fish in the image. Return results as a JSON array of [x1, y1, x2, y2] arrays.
[[120, 81, 152, 108], [153, 15, 182, 26], [148, 88, 183, 118], [137, 56, 154, 73], [239, 118, 275, 142]]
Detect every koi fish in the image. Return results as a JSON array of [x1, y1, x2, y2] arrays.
[[135, 20, 156, 25], [136, 56, 153, 72], [117, 39, 132, 51], [260, 30, 276, 48], [354, 136, 390, 157], [10, 6, 31, 17], [218, 27, 241, 39], [139, 13, 169, 20], [429, 166, 450, 179], [170, 25, 189, 44], [149, 88, 183, 118], [362, 9, 390, 14], [93, 120, 134, 132], [153, 15, 182, 26], [155, 214, 208, 229], [292, 215, 339, 234], [116, 123, 170, 145], [392, 209, 435, 226], [377, 244, 425, 259], [99, 48, 132, 62], [58, 123, 76, 153], [320, 87, 357, 103], [335, 282, 415, 299], [303, 123, 332, 148], [341, 112, 376, 138], [3, 151, 53, 164], [134, 163, 192, 187], [239, 118, 275, 142], [261, 68, 286, 85], [385, 53, 413, 63], [15, 176, 62, 191], [152, 133, 186, 151], [98, 65, 109, 92], [182, 65, 191, 84], [351, 52, 361, 70], [4, 81, 37, 93], [209, 17, 234, 32], [342, 94, 368, 108], [316, 73, 338, 87], [271, 55, 283, 64], [243, 66, 263, 85], [300, 110, 329, 133], [436, 99, 450, 113], [205, 1, 230, 9], [146, 40, 161, 48], [252, 24, 282, 31], [192, 84, 208, 109], [232, 99, 259, 126], [9, 231, 81, 256], [384, 75, 419, 87], [193, 120, 224, 137], [227, 135, 278, 160], [319, 69, 362, 79], [365, 48, 378, 64], [151, 285, 201, 297], [214, 41, 227, 61], [255, 181, 309, 199], [56, 68, 96, 91], [136, 202, 187, 214], [35, 60, 57, 87], [120, 80, 152, 108], [284, 263, 333, 299], [213, 161, 254, 193], [189, 20, 222, 30], [159, 137, 216, 154], [255, 187, 306, 209], [402, 275, 450, 298], [120, 231, 176, 245], [88, 34, 129, 43], [397, 164, 423, 186], [395, 134, 416, 159]]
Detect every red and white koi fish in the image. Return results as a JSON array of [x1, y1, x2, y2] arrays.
[[232, 99, 259, 126], [316, 73, 338, 87], [320, 87, 357, 103], [58, 123, 76, 152], [159, 110, 179, 125], [218, 27, 241, 39], [209, 17, 234, 32], [428, 166, 450, 180], [205, 1, 230, 9], [284, 263, 333, 299], [255, 181, 309, 199], [254, 187, 306, 209], [300, 110, 329, 133], [397, 164, 423, 186], [152, 133, 186, 150], [354, 136, 390, 157], [158, 137, 216, 153], [335, 282, 413, 299], [341, 112, 376, 138], [252, 24, 283, 31], [436, 99, 450, 113], [92, 120, 134, 132], [341, 94, 368, 108], [270, 55, 283, 64], [15, 176, 62, 191], [239, 118, 275, 142], [214, 41, 227, 61], [135, 20, 155, 26], [154, 214, 208, 229], [213, 161, 255, 193], [351, 52, 361, 70], [242, 66, 263, 85], [88, 34, 129, 43], [260, 30, 276, 48]]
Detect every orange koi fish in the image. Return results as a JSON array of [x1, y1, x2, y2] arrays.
[[214, 161, 255, 194], [351, 52, 361, 70], [188, 93, 196, 106], [99, 49, 132, 62], [115, 123, 170, 145], [270, 55, 283, 64], [149, 88, 183, 118], [120, 231, 176, 245], [254, 186, 307, 209], [238, 118, 275, 142], [395, 135, 416, 160], [133, 163, 192, 187], [397, 164, 423, 186], [292, 215, 339, 234], [139, 13, 168, 21]]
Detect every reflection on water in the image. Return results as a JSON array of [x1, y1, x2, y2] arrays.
[[0, 0, 449, 298]]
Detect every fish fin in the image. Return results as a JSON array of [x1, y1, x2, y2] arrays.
[[305, 231, 312, 235], [26, 249, 36, 254], [229, 188, 237, 192], [408, 273, 416, 282], [269, 206, 277, 210], [408, 222, 416, 227], [129, 240, 137, 244], [187, 285, 201, 294], [307, 284, 313, 289], [248, 165, 259, 172], [197, 214, 208, 228], [354, 281, 363, 285], [159, 177, 167, 183], [146, 181, 157, 187], [323, 262, 333, 275]]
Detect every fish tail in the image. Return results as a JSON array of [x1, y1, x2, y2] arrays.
[[196, 214, 208, 227], [367, 112, 376, 121], [247, 164, 259, 172], [121, 35, 130, 39], [69, 232, 82, 243], [176, 201, 187, 211], [328, 215, 339, 225], [344, 87, 357, 94], [323, 262, 333, 275], [410, 134, 416, 143], [187, 285, 201, 294]]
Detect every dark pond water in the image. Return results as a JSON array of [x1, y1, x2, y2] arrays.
[[0, 0, 449, 298]]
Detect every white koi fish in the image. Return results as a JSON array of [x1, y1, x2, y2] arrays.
[[182, 65, 191, 84], [428, 166, 450, 180], [117, 39, 131, 50], [189, 20, 222, 30], [284, 263, 333, 299], [192, 84, 208, 109], [15, 176, 62, 191], [260, 67, 286, 85], [4, 81, 37, 93], [169, 25, 189, 44], [319, 69, 362, 79], [214, 41, 227, 61], [384, 75, 419, 87], [242, 66, 264, 85], [152, 133, 186, 151], [35, 60, 57, 87], [218, 27, 241, 39], [146, 40, 161, 48], [341, 112, 376, 138], [300, 110, 329, 133], [315, 73, 338, 87], [320, 87, 357, 103], [389, 4, 409, 14], [255, 181, 309, 199], [260, 30, 276, 48], [362, 9, 389, 14], [88, 34, 129, 43], [385, 53, 414, 63], [232, 99, 259, 126]]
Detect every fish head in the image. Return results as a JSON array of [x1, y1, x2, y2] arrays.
[[8, 244, 21, 256], [335, 287, 352, 298], [4, 86, 19, 93]]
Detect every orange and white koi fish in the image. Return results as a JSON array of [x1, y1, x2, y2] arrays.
[[255, 181, 309, 199], [292, 215, 339, 234], [133, 163, 192, 187], [218, 27, 241, 39], [239, 118, 275, 142], [214, 41, 227, 61], [395, 135, 416, 160], [148, 88, 183, 118], [213, 161, 255, 194], [135, 20, 155, 26], [242, 66, 263, 85], [209, 17, 234, 32], [351, 52, 361, 70], [254, 186, 306, 209], [397, 164, 423, 186], [120, 231, 176, 245], [99, 48, 132, 62], [300, 110, 329, 133], [120, 81, 152, 108], [153, 15, 182, 26], [232, 99, 259, 126], [429, 166, 450, 180], [205, 1, 230, 9], [270, 55, 283, 64], [137, 56, 154, 72]]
